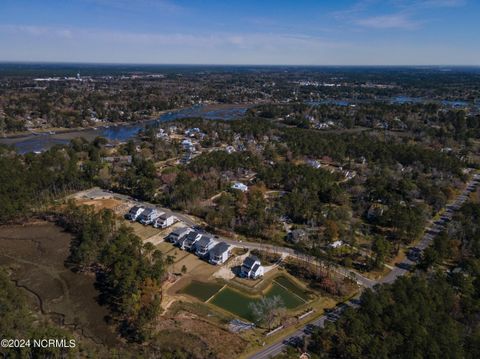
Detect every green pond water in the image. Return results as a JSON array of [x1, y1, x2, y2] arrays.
[[180, 276, 309, 321], [211, 282, 306, 321], [274, 275, 310, 301], [180, 280, 224, 302]]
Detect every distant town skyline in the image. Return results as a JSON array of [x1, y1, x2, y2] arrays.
[[0, 0, 479, 65]]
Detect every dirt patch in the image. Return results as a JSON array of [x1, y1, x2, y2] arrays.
[[76, 198, 123, 211], [0, 222, 119, 346]]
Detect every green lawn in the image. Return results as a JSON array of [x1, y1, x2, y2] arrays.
[[179, 281, 224, 302], [210, 283, 306, 321]]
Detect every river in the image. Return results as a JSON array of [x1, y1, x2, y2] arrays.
[[0, 104, 250, 154], [1, 98, 477, 154]]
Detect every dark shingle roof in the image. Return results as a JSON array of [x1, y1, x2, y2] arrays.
[[184, 231, 199, 243], [243, 255, 259, 269], [209, 242, 230, 256], [139, 208, 155, 217], [171, 227, 190, 237], [129, 205, 143, 213], [196, 235, 214, 248], [159, 213, 174, 220]]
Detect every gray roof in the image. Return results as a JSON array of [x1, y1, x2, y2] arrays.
[[171, 227, 190, 237], [139, 208, 155, 217], [242, 255, 259, 269], [251, 263, 261, 273], [129, 205, 143, 213], [177, 236, 188, 246], [184, 231, 200, 245], [209, 242, 230, 256], [196, 235, 214, 248]]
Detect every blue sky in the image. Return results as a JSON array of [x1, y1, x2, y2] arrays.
[[0, 0, 478, 65]]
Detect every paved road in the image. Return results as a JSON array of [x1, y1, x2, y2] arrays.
[[249, 171, 480, 359], [79, 187, 376, 288], [78, 173, 480, 359], [380, 171, 480, 285], [79, 188, 199, 227], [219, 239, 376, 288]]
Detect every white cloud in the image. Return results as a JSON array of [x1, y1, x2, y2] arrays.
[[355, 13, 421, 29], [394, 0, 466, 8], [0, 24, 349, 65], [0, 25, 73, 38], [0, 24, 346, 49], [335, 0, 465, 31]]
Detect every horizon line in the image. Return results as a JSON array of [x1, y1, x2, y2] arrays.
[[0, 60, 480, 68]]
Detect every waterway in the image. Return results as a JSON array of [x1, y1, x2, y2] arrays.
[[0, 104, 249, 154], [1, 98, 478, 154]]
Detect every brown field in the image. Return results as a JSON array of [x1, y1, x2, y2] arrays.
[[155, 301, 246, 359], [0, 222, 119, 346], [166, 251, 220, 296], [76, 197, 124, 211]]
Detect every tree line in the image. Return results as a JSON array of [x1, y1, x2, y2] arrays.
[[59, 201, 166, 342]]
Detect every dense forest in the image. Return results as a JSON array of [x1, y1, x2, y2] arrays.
[[302, 202, 480, 359], [307, 275, 480, 359], [0, 140, 103, 223]]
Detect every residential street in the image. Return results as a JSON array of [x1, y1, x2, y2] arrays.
[[77, 172, 480, 359], [78, 188, 376, 288], [248, 171, 480, 359]]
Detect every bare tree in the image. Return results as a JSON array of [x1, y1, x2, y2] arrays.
[[249, 296, 286, 329]]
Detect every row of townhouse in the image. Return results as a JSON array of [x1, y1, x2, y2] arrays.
[[166, 227, 232, 265], [166, 227, 265, 278], [125, 206, 177, 229]]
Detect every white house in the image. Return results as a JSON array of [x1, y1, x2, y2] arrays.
[[231, 182, 248, 192], [240, 255, 264, 279], [329, 240, 344, 249], [124, 206, 145, 221], [208, 242, 231, 265], [166, 227, 192, 244], [307, 159, 322, 169], [194, 235, 217, 257], [225, 145, 236, 154], [181, 139, 196, 152], [180, 231, 202, 250], [154, 213, 176, 228], [185, 127, 201, 137], [138, 208, 162, 225]]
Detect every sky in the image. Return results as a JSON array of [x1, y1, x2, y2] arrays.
[[0, 0, 479, 65]]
